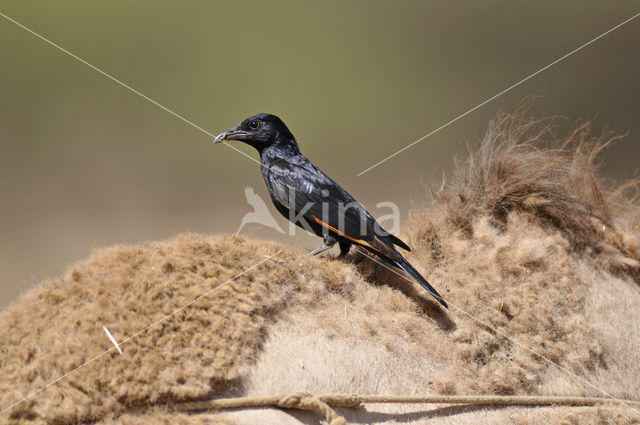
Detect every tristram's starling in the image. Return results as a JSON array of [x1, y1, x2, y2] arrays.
[[214, 113, 447, 308]]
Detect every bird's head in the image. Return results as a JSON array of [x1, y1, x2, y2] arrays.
[[214, 113, 295, 152]]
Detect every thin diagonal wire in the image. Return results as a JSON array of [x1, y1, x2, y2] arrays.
[[356, 11, 640, 176], [0, 250, 283, 415], [0, 10, 264, 168], [354, 249, 638, 414]]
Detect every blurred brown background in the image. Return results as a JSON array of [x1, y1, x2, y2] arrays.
[[1, 2, 638, 309]]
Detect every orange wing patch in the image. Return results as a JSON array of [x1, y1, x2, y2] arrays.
[[311, 215, 402, 263], [311, 215, 375, 250]]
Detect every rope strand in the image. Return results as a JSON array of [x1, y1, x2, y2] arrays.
[[163, 392, 640, 425]]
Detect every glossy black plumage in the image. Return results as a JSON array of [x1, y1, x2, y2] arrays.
[[214, 113, 447, 308]]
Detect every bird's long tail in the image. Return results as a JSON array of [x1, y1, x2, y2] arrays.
[[395, 258, 448, 308]]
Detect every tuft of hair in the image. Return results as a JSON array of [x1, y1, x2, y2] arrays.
[[434, 99, 639, 279]]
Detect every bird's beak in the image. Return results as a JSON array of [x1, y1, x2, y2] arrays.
[[213, 131, 227, 144], [213, 127, 249, 144]]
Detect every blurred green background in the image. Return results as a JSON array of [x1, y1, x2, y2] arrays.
[[1, 2, 638, 309]]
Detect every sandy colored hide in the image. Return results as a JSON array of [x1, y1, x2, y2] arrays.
[[1, 111, 639, 424]]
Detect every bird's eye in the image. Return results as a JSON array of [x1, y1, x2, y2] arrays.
[[249, 120, 259, 130]]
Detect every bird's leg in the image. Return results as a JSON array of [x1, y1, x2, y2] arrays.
[[338, 241, 351, 258], [309, 245, 332, 256], [309, 234, 337, 256]]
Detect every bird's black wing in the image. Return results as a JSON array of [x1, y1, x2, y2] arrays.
[[264, 157, 447, 308], [264, 157, 409, 252]]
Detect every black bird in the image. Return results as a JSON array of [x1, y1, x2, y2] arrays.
[[214, 113, 448, 308]]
